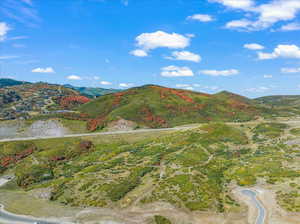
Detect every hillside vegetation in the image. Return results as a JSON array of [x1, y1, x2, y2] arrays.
[[1, 122, 299, 213], [78, 85, 268, 130], [255, 95, 300, 116]]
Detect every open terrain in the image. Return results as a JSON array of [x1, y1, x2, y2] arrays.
[[0, 119, 299, 223]]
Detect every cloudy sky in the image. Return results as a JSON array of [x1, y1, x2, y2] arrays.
[[1, 0, 300, 97]]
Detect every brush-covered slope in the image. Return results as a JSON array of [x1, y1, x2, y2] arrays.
[[255, 95, 300, 116], [78, 85, 264, 129], [1, 122, 299, 213]]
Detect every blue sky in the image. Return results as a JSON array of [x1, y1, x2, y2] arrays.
[[1, 0, 300, 98]]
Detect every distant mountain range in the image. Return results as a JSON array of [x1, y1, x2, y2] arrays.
[[63, 84, 120, 98], [1, 78, 300, 128], [0, 78, 120, 98], [0, 78, 30, 88]]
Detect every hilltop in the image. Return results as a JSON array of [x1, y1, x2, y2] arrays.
[[0, 83, 89, 120], [78, 85, 268, 130], [0, 78, 30, 88], [255, 95, 300, 116]]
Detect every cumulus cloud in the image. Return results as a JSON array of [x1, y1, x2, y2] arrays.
[[258, 44, 300, 60], [100, 81, 112, 85], [187, 14, 214, 22], [199, 69, 239, 76], [213, 0, 300, 31], [281, 67, 300, 73], [135, 31, 191, 51], [31, 67, 55, 73], [246, 86, 270, 93], [161, 66, 194, 77], [166, 51, 201, 63], [263, 74, 273, 78], [209, 0, 253, 9], [67, 75, 82, 80], [244, 43, 264, 50], [280, 22, 300, 31], [119, 83, 134, 88], [130, 49, 148, 57], [0, 22, 10, 41], [225, 19, 253, 29], [175, 84, 195, 90]]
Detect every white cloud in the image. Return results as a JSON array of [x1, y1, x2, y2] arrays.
[[244, 43, 264, 50], [135, 31, 191, 51], [166, 51, 201, 63], [263, 74, 273, 78], [12, 43, 26, 48], [1, 0, 40, 27], [225, 19, 253, 29], [32, 67, 55, 73], [0, 55, 19, 60], [199, 69, 239, 76], [187, 14, 214, 22], [281, 67, 300, 73], [161, 66, 194, 77], [218, 0, 300, 31], [100, 81, 112, 85], [258, 44, 300, 60], [175, 84, 191, 88], [209, 0, 254, 9], [93, 76, 100, 80], [175, 84, 194, 90], [9, 36, 28, 40], [246, 86, 270, 93], [67, 75, 82, 80], [119, 83, 134, 88], [0, 22, 10, 41], [280, 22, 300, 31], [130, 49, 148, 57]]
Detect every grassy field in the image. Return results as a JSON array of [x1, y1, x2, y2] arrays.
[[0, 121, 299, 216]]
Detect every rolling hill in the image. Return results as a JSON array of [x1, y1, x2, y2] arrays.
[[255, 95, 300, 116], [0, 82, 89, 120], [0, 78, 30, 88], [78, 85, 269, 130]]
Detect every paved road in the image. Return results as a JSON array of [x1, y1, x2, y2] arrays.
[[241, 189, 266, 224], [0, 177, 71, 224], [0, 127, 190, 143]]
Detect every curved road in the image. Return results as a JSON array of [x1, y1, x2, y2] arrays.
[[0, 177, 72, 224], [0, 204, 61, 224], [241, 189, 266, 224]]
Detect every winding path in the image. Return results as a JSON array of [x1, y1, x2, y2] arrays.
[[241, 189, 266, 224]]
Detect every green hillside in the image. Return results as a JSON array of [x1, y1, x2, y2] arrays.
[[0, 78, 30, 88], [255, 95, 300, 116], [78, 85, 268, 130]]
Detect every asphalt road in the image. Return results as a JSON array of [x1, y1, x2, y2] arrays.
[[241, 189, 266, 224]]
